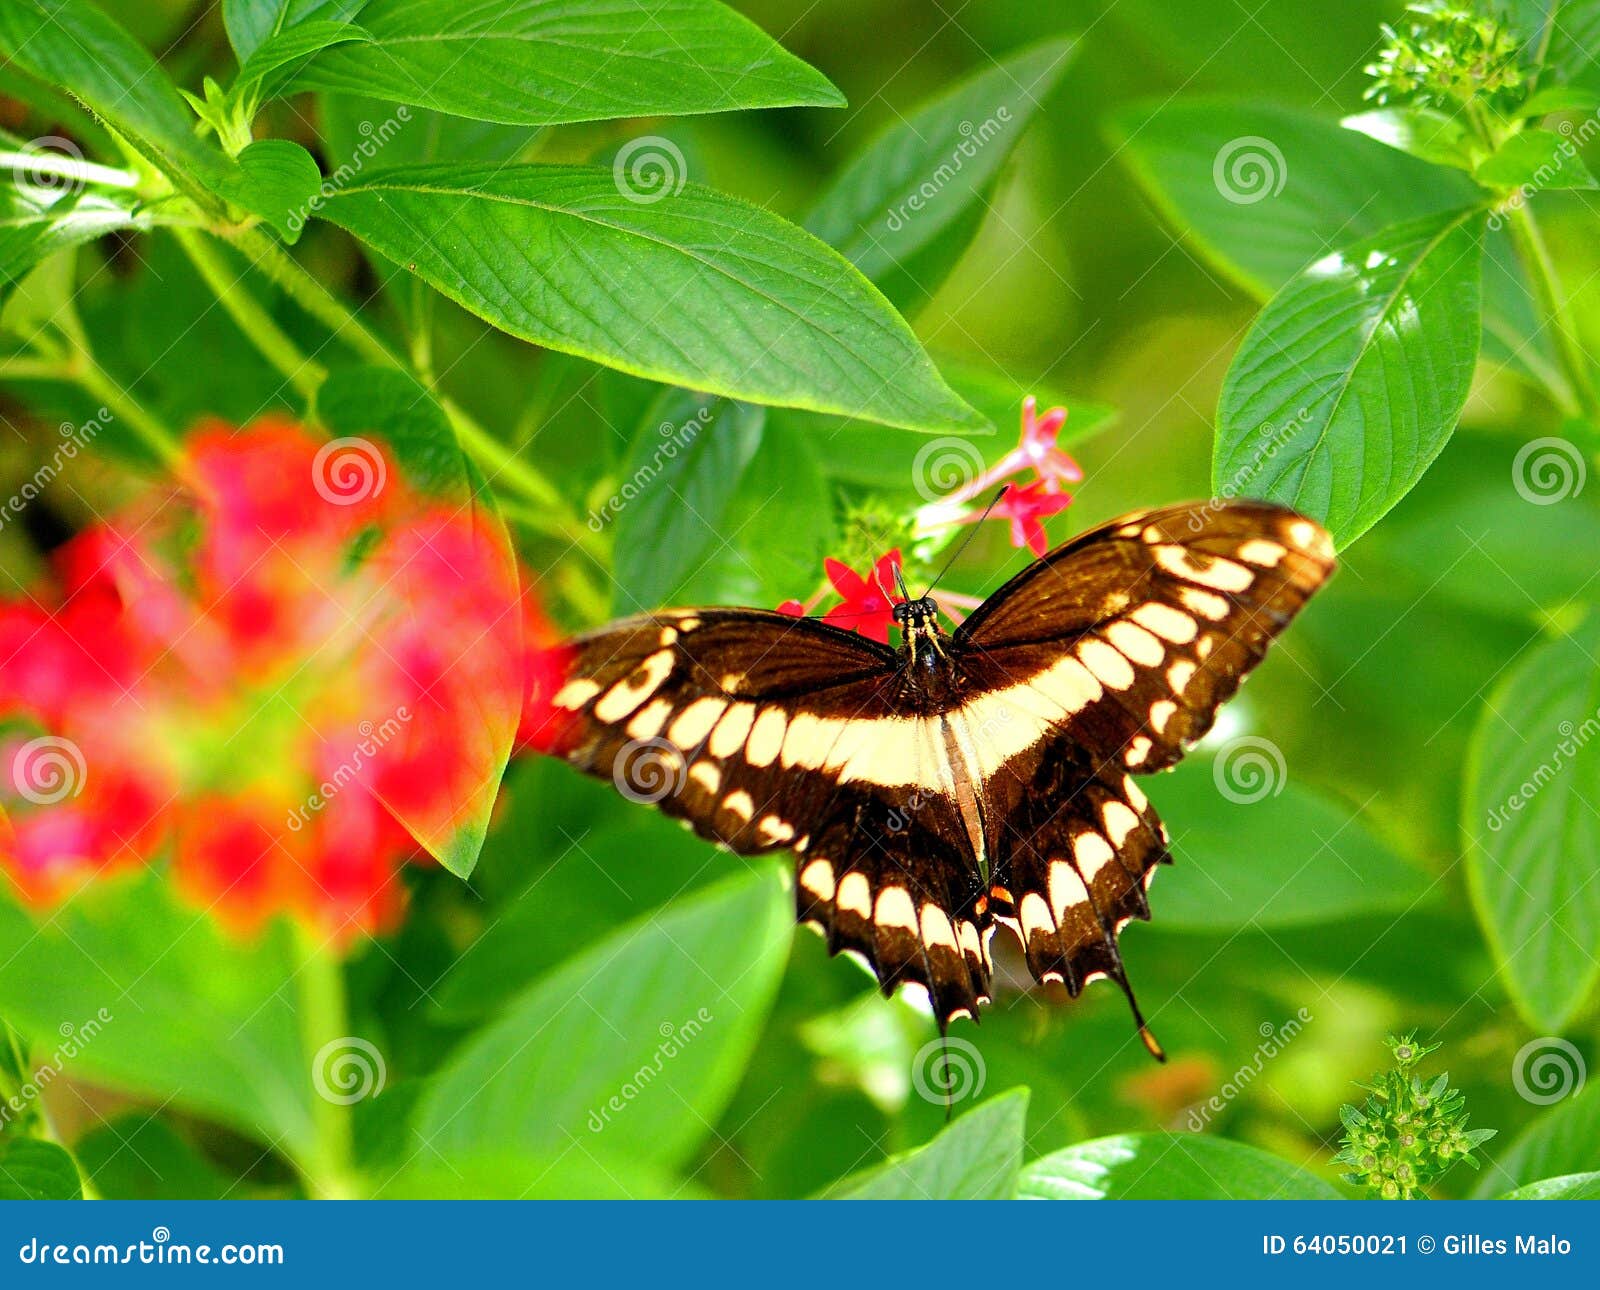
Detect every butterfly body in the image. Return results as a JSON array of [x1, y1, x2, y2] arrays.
[[543, 501, 1335, 1047]]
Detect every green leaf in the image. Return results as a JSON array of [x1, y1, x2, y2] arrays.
[[319, 94, 533, 171], [1109, 99, 1481, 298], [824, 1089, 1029, 1199], [223, 0, 367, 63], [609, 389, 764, 613], [1477, 128, 1599, 190], [1018, 1132, 1341, 1199], [217, 139, 322, 243], [1506, 0, 1600, 92], [0, 871, 316, 1163], [1463, 618, 1600, 1030], [1146, 758, 1433, 931], [1341, 107, 1477, 170], [373, 1148, 698, 1199], [289, 0, 843, 125], [315, 365, 520, 879], [0, 0, 236, 194], [0, 1139, 82, 1200], [1214, 208, 1484, 547], [1518, 85, 1600, 118], [1502, 1171, 1600, 1199], [804, 37, 1075, 286], [0, 185, 150, 295], [76, 1113, 228, 1199], [1475, 1083, 1600, 1196], [318, 164, 982, 433], [414, 866, 792, 1170], [231, 18, 370, 105]]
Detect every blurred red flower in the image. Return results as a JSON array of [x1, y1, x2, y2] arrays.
[[0, 419, 524, 939]]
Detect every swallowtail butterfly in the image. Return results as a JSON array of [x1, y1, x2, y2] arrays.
[[546, 501, 1334, 1052]]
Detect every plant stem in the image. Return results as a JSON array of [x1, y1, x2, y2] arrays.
[[292, 926, 359, 1200], [172, 228, 325, 401], [223, 226, 601, 553], [1506, 202, 1600, 421], [64, 344, 187, 470], [0, 355, 75, 382]]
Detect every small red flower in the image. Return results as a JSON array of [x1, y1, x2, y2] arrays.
[[961, 477, 1074, 556], [821, 550, 902, 644]]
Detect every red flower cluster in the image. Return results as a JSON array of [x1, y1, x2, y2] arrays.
[[0, 420, 525, 938]]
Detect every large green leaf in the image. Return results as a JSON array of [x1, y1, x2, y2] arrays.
[[1502, 1171, 1600, 1199], [1214, 208, 1484, 547], [75, 1113, 229, 1199], [319, 165, 981, 433], [1506, 0, 1600, 92], [1463, 619, 1600, 1030], [315, 366, 520, 880], [1475, 1083, 1600, 1196], [290, 0, 843, 124], [414, 866, 791, 1170], [1018, 1133, 1340, 1199], [1109, 99, 1480, 297], [0, 872, 316, 1163], [824, 1088, 1028, 1199], [1147, 758, 1434, 930], [0, 1139, 82, 1199], [609, 388, 765, 612], [805, 37, 1075, 286], [223, 0, 367, 63], [0, 0, 235, 194]]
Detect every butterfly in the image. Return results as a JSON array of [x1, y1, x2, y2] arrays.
[[542, 500, 1334, 1053]]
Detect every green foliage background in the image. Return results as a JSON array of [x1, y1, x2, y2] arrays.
[[0, 0, 1598, 1200]]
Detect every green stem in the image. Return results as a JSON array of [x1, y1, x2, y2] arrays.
[[293, 927, 359, 1200], [172, 228, 325, 402], [63, 343, 186, 470], [224, 226, 601, 552], [0, 355, 75, 382], [1506, 202, 1600, 421]]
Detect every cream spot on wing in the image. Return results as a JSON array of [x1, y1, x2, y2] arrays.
[[553, 678, 600, 710], [758, 814, 794, 844], [1106, 619, 1165, 667], [836, 872, 871, 918], [1048, 858, 1089, 922], [677, 616, 701, 631], [1103, 801, 1141, 847], [719, 672, 744, 690], [1020, 892, 1056, 942], [1287, 519, 1330, 555], [1237, 539, 1286, 568], [709, 702, 756, 758], [920, 903, 958, 952], [947, 1007, 973, 1023], [722, 789, 754, 821], [826, 717, 931, 789], [668, 697, 725, 748], [1131, 602, 1198, 644], [1150, 699, 1177, 734], [1073, 830, 1116, 881], [594, 650, 674, 723], [957, 920, 983, 964], [875, 886, 918, 932], [1033, 652, 1103, 716], [1078, 637, 1135, 690], [799, 858, 835, 903], [1155, 545, 1254, 592], [1126, 735, 1153, 767], [1114, 523, 1142, 538], [745, 708, 787, 767], [689, 762, 721, 793], [1179, 587, 1230, 621], [899, 981, 932, 1013], [658, 626, 679, 647], [780, 711, 828, 770], [625, 697, 672, 740], [1122, 775, 1148, 813], [1194, 635, 1214, 660], [1168, 659, 1197, 695]]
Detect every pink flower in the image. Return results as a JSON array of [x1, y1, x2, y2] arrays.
[[960, 478, 1074, 556], [821, 550, 902, 644]]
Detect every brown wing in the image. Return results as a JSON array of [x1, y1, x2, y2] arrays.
[[546, 608, 995, 1022], [952, 500, 1334, 778]]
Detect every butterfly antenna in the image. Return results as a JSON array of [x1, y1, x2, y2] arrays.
[[890, 561, 912, 606], [922, 485, 1010, 598]]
